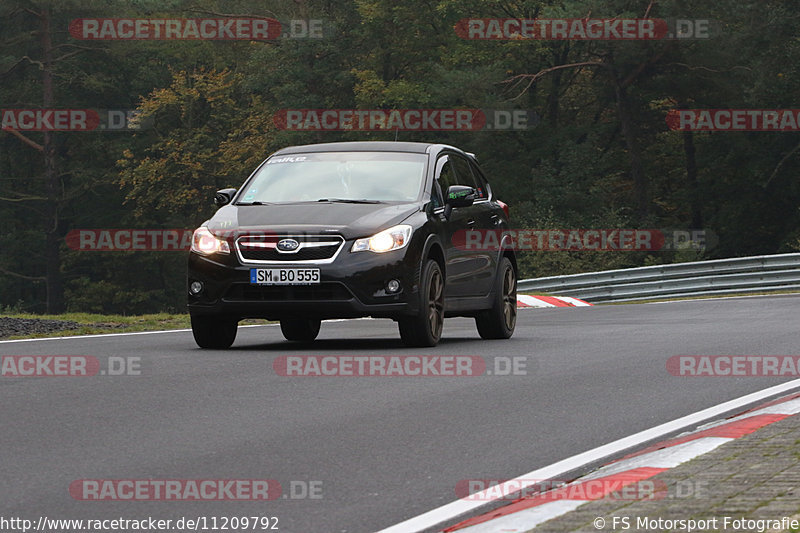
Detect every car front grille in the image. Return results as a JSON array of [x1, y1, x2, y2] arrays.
[[236, 235, 344, 263]]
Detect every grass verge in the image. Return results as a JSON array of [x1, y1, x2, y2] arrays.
[[0, 313, 273, 340]]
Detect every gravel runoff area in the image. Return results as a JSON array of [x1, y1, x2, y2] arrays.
[[0, 316, 82, 339]]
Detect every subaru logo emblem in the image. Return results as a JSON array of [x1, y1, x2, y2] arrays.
[[277, 238, 300, 252]]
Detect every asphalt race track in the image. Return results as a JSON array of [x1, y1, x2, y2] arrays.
[[2, 295, 799, 532]]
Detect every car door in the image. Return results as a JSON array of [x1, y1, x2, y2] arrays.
[[448, 153, 497, 296], [434, 154, 480, 299]]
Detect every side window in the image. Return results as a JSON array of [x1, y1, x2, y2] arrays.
[[430, 176, 444, 208], [435, 156, 459, 198], [450, 154, 480, 192], [468, 160, 489, 200]]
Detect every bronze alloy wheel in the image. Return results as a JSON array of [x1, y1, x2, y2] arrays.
[[399, 260, 445, 347], [427, 267, 444, 341], [501, 264, 517, 331], [475, 257, 517, 340]]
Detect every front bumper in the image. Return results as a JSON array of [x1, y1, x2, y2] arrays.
[[187, 239, 422, 320]]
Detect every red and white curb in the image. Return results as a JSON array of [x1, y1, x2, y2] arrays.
[[517, 295, 592, 308], [444, 392, 800, 532]]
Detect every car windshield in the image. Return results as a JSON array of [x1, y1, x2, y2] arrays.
[[239, 151, 427, 204]]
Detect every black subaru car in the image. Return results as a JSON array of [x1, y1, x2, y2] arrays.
[[187, 141, 517, 348]]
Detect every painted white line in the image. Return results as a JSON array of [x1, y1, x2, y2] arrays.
[[685, 396, 800, 433], [0, 328, 194, 343], [374, 382, 800, 533], [643, 293, 800, 305], [456, 500, 584, 533], [0, 323, 285, 344], [0, 317, 375, 344], [584, 438, 732, 478], [740, 397, 800, 417]]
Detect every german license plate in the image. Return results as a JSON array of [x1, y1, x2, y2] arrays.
[[250, 268, 321, 285]]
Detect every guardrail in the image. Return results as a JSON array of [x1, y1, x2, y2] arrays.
[[517, 253, 800, 303]]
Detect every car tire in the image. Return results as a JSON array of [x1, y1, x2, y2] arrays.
[[280, 318, 321, 341], [398, 259, 444, 347], [191, 315, 238, 349], [475, 256, 516, 339]]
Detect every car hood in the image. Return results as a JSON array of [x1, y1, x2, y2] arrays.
[[206, 202, 420, 240]]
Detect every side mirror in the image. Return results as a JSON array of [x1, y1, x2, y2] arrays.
[[443, 185, 475, 219], [214, 188, 237, 207]]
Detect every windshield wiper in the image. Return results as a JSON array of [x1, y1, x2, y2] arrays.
[[316, 198, 383, 204], [235, 201, 268, 206]]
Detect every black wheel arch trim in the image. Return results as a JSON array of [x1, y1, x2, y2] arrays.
[[421, 233, 446, 279]]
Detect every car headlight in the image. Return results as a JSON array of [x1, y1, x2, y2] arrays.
[[351, 225, 412, 253], [191, 227, 230, 255]]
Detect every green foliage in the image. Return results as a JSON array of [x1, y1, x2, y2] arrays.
[[117, 68, 258, 223], [2, 0, 800, 313]]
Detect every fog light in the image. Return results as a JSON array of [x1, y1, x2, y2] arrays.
[[386, 279, 401, 293], [190, 281, 204, 295]]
